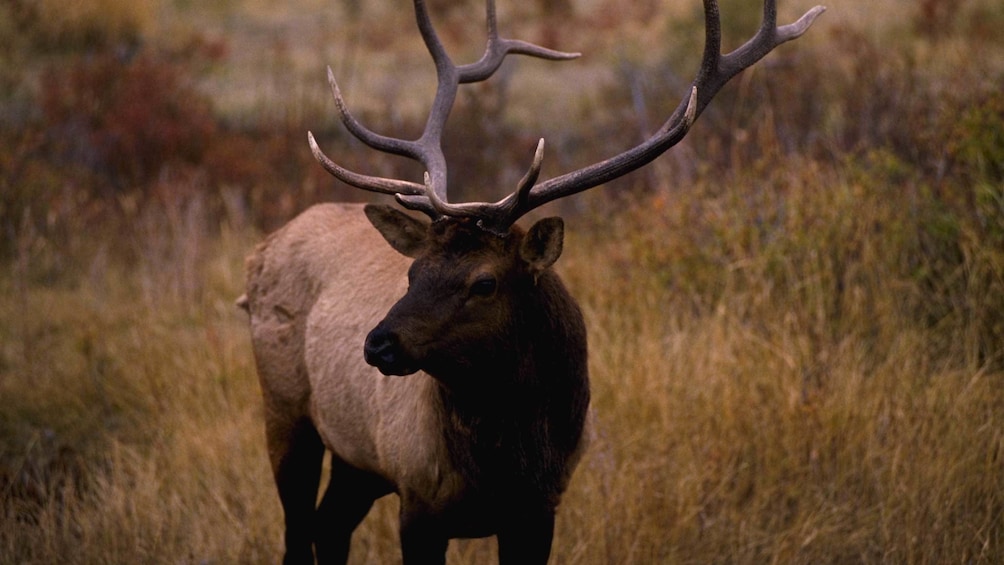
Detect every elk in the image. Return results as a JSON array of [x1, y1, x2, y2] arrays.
[[240, 1, 823, 563]]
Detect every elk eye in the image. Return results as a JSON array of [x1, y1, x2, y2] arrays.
[[469, 276, 497, 298]]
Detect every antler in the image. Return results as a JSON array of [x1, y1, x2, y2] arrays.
[[519, 1, 827, 215], [308, 0, 578, 220], [310, 0, 825, 234]]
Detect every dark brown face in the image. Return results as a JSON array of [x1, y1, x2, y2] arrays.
[[362, 205, 564, 382]]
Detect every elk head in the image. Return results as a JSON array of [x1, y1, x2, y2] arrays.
[[361, 204, 565, 386]]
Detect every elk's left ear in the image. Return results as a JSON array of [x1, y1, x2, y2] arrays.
[[520, 217, 564, 274]]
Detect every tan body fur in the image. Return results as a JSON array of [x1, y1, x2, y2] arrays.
[[245, 203, 458, 499]]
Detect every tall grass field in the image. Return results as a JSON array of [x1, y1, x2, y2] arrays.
[[2, 0, 1003, 562]]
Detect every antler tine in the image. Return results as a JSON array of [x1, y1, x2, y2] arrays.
[[484, 0, 825, 227], [324, 67, 423, 160], [460, 0, 579, 84], [310, 0, 578, 218], [308, 131, 426, 196], [306, 65, 429, 197]]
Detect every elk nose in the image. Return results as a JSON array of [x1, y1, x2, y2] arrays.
[[364, 328, 396, 365], [364, 326, 415, 376]]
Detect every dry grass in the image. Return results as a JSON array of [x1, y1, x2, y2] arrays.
[[2, 162, 1001, 563], [0, 223, 278, 562]]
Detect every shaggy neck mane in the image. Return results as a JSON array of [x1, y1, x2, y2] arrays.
[[435, 268, 589, 506]]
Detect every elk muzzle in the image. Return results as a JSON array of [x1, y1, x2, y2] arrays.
[[364, 322, 420, 376]]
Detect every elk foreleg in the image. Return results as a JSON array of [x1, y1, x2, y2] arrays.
[[314, 457, 391, 564], [398, 500, 449, 565], [497, 503, 556, 565], [266, 414, 325, 565]]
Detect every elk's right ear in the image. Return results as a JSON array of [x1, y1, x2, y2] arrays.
[[364, 204, 429, 257], [520, 216, 564, 274]]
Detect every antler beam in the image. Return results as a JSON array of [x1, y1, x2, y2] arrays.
[[451, 0, 826, 230], [520, 1, 826, 211]]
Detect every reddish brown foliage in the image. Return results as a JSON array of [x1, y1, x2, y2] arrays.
[[40, 48, 217, 192]]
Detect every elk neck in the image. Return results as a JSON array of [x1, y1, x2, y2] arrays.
[[432, 266, 590, 503]]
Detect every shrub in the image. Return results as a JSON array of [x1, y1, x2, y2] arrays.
[[40, 47, 217, 194]]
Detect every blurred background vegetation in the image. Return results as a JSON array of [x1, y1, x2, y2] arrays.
[[1, 0, 1002, 562]]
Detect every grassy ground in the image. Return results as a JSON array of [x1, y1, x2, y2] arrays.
[[2, 0, 1003, 563], [2, 168, 1001, 563]]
